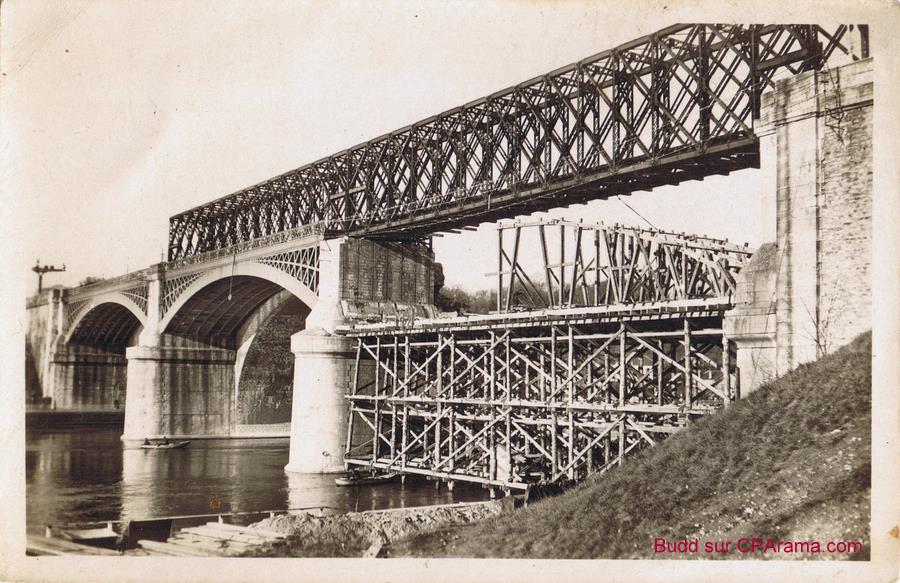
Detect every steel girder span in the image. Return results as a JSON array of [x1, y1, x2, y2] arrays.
[[341, 221, 752, 491], [167, 24, 867, 260]]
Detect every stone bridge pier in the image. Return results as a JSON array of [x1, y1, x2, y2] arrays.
[[284, 237, 438, 472]]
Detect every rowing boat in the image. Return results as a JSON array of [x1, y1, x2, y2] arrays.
[[334, 471, 399, 487], [140, 441, 190, 450], [56, 525, 119, 547]]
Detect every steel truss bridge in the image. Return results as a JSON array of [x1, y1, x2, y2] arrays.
[[341, 220, 754, 491], [168, 23, 866, 260]]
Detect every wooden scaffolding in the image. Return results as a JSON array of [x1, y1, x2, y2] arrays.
[[341, 220, 751, 491], [344, 307, 738, 492]]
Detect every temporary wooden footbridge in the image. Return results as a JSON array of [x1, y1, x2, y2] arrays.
[[340, 219, 754, 492]]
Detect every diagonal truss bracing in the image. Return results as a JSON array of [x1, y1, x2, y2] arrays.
[[493, 219, 753, 312], [168, 24, 868, 260], [344, 311, 737, 491]]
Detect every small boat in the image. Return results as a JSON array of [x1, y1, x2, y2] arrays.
[[52, 524, 120, 549], [140, 440, 190, 450], [334, 470, 399, 487]]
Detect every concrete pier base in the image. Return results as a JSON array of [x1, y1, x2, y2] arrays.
[[122, 345, 236, 443], [284, 329, 356, 474]]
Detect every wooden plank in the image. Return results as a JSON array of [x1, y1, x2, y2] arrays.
[[26, 535, 120, 556], [164, 536, 232, 555], [180, 527, 272, 545], [189, 528, 276, 545], [362, 540, 384, 558], [138, 539, 212, 557], [204, 521, 286, 539]]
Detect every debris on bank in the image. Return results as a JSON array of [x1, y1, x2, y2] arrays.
[[242, 501, 502, 558]]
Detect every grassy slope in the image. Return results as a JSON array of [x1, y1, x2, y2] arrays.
[[389, 332, 872, 560]]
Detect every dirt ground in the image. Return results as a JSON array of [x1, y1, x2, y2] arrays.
[[241, 501, 502, 557]]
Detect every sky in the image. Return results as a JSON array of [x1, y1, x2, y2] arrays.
[[5, 0, 861, 295]]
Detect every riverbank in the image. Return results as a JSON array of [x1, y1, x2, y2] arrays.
[[241, 501, 502, 557], [385, 332, 872, 560]]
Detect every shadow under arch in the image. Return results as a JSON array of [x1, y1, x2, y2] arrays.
[[158, 271, 316, 436], [158, 261, 318, 345], [65, 296, 146, 353], [57, 300, 145, 410]]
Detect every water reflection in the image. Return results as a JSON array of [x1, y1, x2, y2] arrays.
[[26, 427, 124, 531], [120, 438, 291, 521], [27, 427, 489, 531]]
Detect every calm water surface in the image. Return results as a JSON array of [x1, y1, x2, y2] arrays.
[[26, 426, 489, 532]]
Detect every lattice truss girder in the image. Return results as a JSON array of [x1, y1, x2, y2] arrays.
[[254, 247, 320, 295], [167, 24, 868, 260], [345, 316, 737, 490], [494, 219, 753, 312]]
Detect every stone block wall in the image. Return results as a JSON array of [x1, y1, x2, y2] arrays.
[[727, 57, 872, 390], [724, 243, 778, 392], [235, 294, 309, 426], [817, 92, 873, 352], [50, 346, 127, 410], [25, 289, 63, 403], [161, 355, 234, 435], [123, 346, 236, 440], [771, 58, 873, 368]]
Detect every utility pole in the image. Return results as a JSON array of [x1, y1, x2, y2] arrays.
[[32, 260, 66, 294]]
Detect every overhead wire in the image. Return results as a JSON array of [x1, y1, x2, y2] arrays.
[[616, 196, 658, 230]]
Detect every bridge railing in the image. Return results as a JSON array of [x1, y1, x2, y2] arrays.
[[167, 24, 868, 260]]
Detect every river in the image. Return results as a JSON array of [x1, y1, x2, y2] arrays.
[[26, 425, 490, 533]]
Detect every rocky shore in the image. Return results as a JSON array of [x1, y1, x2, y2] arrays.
[[241, 501, 502, 558]]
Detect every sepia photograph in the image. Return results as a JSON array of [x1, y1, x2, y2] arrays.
[[1, 1, 897, 582]]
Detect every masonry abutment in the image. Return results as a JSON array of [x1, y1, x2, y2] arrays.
[[49, 346, 128, 410], [725, 57, 872, 392], [25, 289, 66, 405]]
